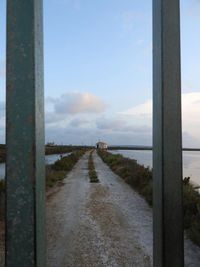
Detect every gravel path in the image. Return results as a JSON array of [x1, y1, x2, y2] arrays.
[[47, 151, 200, 267]]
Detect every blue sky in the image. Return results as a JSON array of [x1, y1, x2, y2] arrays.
[[0, 0, 200, 146]]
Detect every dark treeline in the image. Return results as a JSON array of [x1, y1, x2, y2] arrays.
[[0, 144, 94, 162]]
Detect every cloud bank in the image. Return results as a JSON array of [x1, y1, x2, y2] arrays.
[[45, 91, 107, 126], [0, 91, 199, 147], [44, 91, 152, 145], [49, 92, 106, 115], [120, 92, 200, 147]]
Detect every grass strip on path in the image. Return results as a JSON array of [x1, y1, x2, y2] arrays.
[[98, 149, 200, 247], [88, 150, 99, 183]]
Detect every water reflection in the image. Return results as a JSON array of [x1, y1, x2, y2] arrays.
[[0, 152, 71, 180], [110, 150, 200, 186]]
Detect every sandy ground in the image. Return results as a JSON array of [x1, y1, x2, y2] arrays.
[[1, 151, 199, 266], [47, 152, 151, 267], [46, 151, 200, 267]]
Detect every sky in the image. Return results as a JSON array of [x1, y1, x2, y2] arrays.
[[0, 0, 200, 146]]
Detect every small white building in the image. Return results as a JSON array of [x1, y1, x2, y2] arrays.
[[96, 141, 108, 150]]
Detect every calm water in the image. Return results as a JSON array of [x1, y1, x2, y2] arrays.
[[110, 150, 200, 187], [0, 152, 71, 180]]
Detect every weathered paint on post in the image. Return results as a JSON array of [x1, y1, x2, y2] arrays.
[[153, 0, 184, 266], [6, 1, 45, 266]]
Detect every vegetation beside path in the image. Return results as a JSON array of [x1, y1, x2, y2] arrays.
[[0, 149, 85, 264], [46, 149, 86, 188], [0, 150, 86, 220], [0, 181, 4, 222], [0, 150, 86, 244], [0, 144, 72, 163], [45, 145, 74, 155], [88, 151, 99, 183], [0, 143, 90, 162], [0, 145, 5, 163], [98, 149, 200, 247]]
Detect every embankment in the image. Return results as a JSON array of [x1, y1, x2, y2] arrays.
[[0, 149, 86, 265], [98, 149, 200, 247]]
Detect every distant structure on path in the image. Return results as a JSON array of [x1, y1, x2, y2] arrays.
[[96, 141, 108, 150]]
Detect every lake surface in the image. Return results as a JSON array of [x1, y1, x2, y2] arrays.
[[110, 150, 200, 187], [0, 152, 71, 180]]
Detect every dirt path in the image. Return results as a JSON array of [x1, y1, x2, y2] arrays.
[[47, 151, 200, 267]]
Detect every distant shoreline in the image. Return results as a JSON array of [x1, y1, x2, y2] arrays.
[[108, 146, 200, 151], [0, 144, 200, 164]]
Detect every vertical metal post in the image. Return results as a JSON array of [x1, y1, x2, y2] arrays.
[[6, 1, 45, 266], [153, 0, 184, 266]]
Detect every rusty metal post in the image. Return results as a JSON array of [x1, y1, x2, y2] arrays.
[[6, 1, 45, 266], [153, 0, 184, 266]]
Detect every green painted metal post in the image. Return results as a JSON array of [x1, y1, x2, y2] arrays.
[[153, 0, 184, 266], [6, 1, 45, 266]]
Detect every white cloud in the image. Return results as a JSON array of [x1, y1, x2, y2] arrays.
[[45, 107, 152, 146], [182, 92, 200, 143], [45, 91, 107, 126], [45, 122, 152, 146], [1, 91, 200, 147], [44, 92, 107, 143], [120, 92, 200, 147], [120, 100, 152, 118], [96, 116, 151, 135], [53, 92, 107, 115]]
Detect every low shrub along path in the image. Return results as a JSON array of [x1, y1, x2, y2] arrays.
[[88, 150, 99, 183], [47, 151, 200, 267]]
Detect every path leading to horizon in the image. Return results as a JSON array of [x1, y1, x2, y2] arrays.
[[47, 151, 200, 267]]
